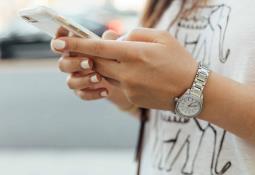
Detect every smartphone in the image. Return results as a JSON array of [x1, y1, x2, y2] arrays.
[[19, 6, 100, 39]]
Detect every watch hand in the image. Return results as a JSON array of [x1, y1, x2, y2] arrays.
[[188, 102, 197, 107]]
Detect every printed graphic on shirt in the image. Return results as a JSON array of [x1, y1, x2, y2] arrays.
[[152, 111, 231, 175], [175, 4, 231, 65], [151, 4, 232, 175]]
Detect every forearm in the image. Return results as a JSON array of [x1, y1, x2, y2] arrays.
[[199, 71, 255, 143]]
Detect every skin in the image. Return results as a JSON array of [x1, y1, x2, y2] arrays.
[[52, 28, 255, 144], [53, 29, 136, 112]]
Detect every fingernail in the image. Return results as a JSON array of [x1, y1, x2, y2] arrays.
[[80, 59, 90, 70], [90, 74, 100, 83], [100, 91, 108, 97], [52, 39, 66, 50], [117, 34, 127, 41]]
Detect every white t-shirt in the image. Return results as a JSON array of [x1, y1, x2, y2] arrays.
[[140, 1, 255, 175]]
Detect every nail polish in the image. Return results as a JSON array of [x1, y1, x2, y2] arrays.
[[52, 39, 66, 50], [100, 91, 108, 97], [80, 59, 90, 70], [90, 75, 99, 83]]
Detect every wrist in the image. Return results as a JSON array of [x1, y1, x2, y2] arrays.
[[174, 61, 210, 119], [107, 94, 131, 109], [106, 88, 140, 113], [109, 97, 140, 115], [118, 103, 140, 113], [198, 72, 234, 121], [177, 60, 199, 97]]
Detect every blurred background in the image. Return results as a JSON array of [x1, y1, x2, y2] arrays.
[[0, 0, 145, 174]]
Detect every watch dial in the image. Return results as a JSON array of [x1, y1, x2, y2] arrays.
[[177, 96, 201, 117]]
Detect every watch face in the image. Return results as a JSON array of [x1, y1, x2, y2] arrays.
[[176, 95, 202, 118]]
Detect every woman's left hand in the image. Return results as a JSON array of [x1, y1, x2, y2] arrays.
[[52, 28, 198, 110]]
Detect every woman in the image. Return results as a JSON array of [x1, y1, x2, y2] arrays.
[[51, 0, 255, 174]]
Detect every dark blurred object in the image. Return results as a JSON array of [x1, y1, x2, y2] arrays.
[[0, 34, 53, 59], [0, 18, 107, 59]]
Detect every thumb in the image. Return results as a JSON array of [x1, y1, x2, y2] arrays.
[[102, 30, 120, 40]]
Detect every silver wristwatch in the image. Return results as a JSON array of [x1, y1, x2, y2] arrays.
[[175, 62, 210, 119]]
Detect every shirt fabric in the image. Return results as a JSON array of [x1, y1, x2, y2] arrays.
[[140, 1, 255, 175]]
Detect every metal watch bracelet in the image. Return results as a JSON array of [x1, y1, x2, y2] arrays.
[[190, 62, 210, 97]]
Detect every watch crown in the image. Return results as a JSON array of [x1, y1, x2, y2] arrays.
[[174, 97, 179, 102]]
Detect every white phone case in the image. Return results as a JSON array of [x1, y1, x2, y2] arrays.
[[19, 6, 100, 39]]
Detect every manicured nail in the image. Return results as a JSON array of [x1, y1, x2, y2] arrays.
[[100, 91, 108, 97], [90, 74, 99, 83], [52, 39, 66, 50], [80, 59, 90, 70]]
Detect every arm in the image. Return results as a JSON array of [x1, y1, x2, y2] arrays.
[[200, 72, 255, 143], [51, 27, 255, 143]]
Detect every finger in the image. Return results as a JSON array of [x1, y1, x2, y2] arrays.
[[70, 75, 107, 90], [51, 37, 138, 61], [75, 89, 108, 100], [51, 27, 70, 54], [68, 33, 82, 56], [67, 73, 102, 90], [55, 27, 70, 38], [53, 27, 82, 55], [68, 52, 81, 57], [104, 77, 121, 87], [51, 39, 63, 54], [93, 57, 121, 80], [58, 56, 93, 73], [126, 27, 170, 44], [76, 30, 120, 74], [102, 30, 120, 40]]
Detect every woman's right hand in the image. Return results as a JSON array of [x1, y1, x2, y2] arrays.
[[51, 29, 137, 113]]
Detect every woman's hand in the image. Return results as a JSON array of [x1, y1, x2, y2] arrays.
[[51, 30, 137, 112], [51, 27, 255, 142], [51, 28, 198, 110]]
